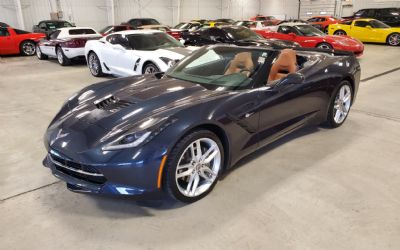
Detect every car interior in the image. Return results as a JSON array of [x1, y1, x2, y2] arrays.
[[268, 49, 297, 82]]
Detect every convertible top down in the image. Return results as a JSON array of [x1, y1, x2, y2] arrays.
[[43, 45, 360, 203]]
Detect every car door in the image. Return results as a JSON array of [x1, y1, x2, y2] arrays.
[[256, 54, 324, 148], [40, 30, 60, 56], [101, 34, 137, 76], [276, 25, 298, 42], [352, 20, 377, 42], [0, 28, 13, 54]]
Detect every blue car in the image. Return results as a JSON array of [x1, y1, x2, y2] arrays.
[[43, 45, 360, 203]]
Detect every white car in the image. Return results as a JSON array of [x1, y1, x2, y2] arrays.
[[36, 27, 102, 66], [84, 30, 193, 77]]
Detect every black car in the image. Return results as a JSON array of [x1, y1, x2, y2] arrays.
[[181, 26, 300, 48], [343, 8, 400, 27], [215, 18, 236, 24], [33, 20, 74, 35], [43, 44, 360, 202], [124, 18, 160, 29], [0, 22, 9, 27]]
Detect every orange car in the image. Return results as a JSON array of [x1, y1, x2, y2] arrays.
[[307, 16, 341, 33]]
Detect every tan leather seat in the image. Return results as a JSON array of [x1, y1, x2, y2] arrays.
[[268, 49, 297, 82], [224, 52, 254, 77]]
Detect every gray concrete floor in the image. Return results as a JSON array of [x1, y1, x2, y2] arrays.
[[0, 44, 400, 249]]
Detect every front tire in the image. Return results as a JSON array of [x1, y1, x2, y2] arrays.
[[142, 62, 160, 74], [36, 45, 48, 60], [164, 130, 224, 203], [387, 33, 400, 46], [87, 52, 104, 77], [325, 81, 353, 128], [56, 47, 71, 66], [316, 42, 333, 50], [20, 40, 36, 56], [334, 30, 347, 36]]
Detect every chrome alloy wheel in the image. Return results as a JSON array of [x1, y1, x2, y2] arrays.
[[317, 43, 331, 50], [388, 33, 400, 46], [22, 42, 35, 55], [175, 138, 221, 197], [333, 85, 352, 124], [88, 53, 99, 75], [36, 45, 41, 58], [144, 64, 158, 74], [57, 48, 63, 64]]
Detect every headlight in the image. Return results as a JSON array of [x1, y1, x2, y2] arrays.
[[160, 57, 178, 67], [102, 117, 177, 151]]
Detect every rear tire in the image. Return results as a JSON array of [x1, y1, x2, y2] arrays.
[[36, 45, 48, 60], [164, 130, 224, 203], [334, 30, 346, 36], [387, 33, 400, 46], [324, 80, 353, 128], [20, 40, 36, 56], [324, 26, 329, 34], [56, 47, 71, 66], [87, 52, 104, 77]]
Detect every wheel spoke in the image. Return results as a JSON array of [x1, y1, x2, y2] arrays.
[[204, 149, 218, 164], [177, 163, 192, 170], [334, 110, 342, 122], [195, 140, 202, 161], [176, 168, 193, 178], [200, 166, 215, 182], [185, 173, 195, 194], [339, 87, 345, 99], [343, 92, 351, 103], [190, 174, 200, 195]]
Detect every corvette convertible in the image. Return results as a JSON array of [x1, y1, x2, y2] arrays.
[[43, 45, 360, 203], [0, 27, 45, 56], [256, 23, 364, 56], [36, 27, 102, 65], [85, 30, 193, 77], [329, 18, 400, 46]]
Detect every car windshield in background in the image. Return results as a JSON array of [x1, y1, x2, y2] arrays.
[[141, 19, 160, 26], [224, 27, 262, 40], [99, 26, 112, 33], [370, 20, 390, 28], [167, 46, 271, 90], [69, 29, 96, 35], [174, 23, 185, 29], [295, 25, 325, 36], [234, 21, 256, 28], [126, 32, 183, 50], [47, 21, 73, 29]]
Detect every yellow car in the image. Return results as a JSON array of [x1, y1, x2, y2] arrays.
[[328, 18, 400, 46]]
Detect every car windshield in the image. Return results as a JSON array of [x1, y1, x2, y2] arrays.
[[174, 23, 185, 29], [99, 26, 112, 33], [294, 25, 325, 36], [234, 21, 256, 28], [140, 19, 160, 25], [224, 27, 262, 40], [46, 21, 73, 29], [370, 20, 390, 28], [166, 46, 271, 90], [126, 32, 183, 50]]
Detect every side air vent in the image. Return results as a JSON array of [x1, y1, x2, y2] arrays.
[[94, 95, 134, 112]]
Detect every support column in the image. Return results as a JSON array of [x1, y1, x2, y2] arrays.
[[107, 0, 115, 25], [14, 0, 24, 29]]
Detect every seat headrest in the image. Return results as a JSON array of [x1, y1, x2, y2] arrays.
[[224, 52, 254, 76], [268, 49, 297, 82]]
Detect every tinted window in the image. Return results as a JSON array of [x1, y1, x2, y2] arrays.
[[106, 34, 119, 44], [294, 25, 324, 36], [68, 29, 96, 35], [354, 21, 371, 27], [126, 32, 183, 50], [114, 26, 129, 32], [354, 10, 366, 17], [46, 21, 73, 29], [14, 29, 30, 34], [129, 19, 160, 27], [50, 30, 61, 39], [99, 26, 112, 34], [370, 19, 390, 28], [278, 26, 296, 34], [0, 28, 10, 36]]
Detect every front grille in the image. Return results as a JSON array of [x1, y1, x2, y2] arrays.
[[94, 95, 134, 112], [49, 153, 107, 184]]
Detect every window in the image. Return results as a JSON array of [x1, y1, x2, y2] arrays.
[[39, 22, 47, 29], [278, 26, 296, 34], [354, 21, 371, 27], [354, 10, 366, 17], [125, 32, 183, 50], [106, 34, 119, 44], [365, 9, 376, 17], [114, 26, 129, 32], [49, 30, 61, 40], [0, 28, 10, 36], [224, 27, 261, 40], [14, 29, 30, 35], [68, 29, 96, 35]]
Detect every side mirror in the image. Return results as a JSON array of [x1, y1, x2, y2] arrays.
[[281, 73, 304, 85]]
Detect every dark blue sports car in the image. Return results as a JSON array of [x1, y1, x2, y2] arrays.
[[43, 45, 360, 203]]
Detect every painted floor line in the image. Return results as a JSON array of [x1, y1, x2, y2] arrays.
[[0, 181, 61, 202], [361, 66, 400, 82]]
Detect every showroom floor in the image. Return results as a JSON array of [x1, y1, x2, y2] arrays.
[[1, 44, 400, 249]]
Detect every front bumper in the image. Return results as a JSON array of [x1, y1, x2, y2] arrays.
[[42, 149, 164, 199]]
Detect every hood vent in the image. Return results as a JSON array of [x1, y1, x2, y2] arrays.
[[95, 95, 134, 112]]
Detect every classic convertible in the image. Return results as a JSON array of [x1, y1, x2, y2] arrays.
[[0, 27, 45, 56], [36, 27, 102, 65], [43, 45, 360, 203]]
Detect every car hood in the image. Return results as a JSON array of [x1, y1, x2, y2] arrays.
[[153, 47, 192, 58], [325, 35, 362, 46], [47, 75, 230, 151]]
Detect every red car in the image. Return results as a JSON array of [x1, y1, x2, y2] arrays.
[[99, 25, 132, 36], [307, 16, 341, 33], [249, 15, 280, 25], [0, 27, 45, 56], [138, 25, 181, 40], [255, 23, 364, 57]]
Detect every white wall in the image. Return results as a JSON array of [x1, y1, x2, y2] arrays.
[[0, 0, 19, 28], [221, 0, 259, 20], [60, 0, 108, 30], [180, 0, 222, 22], [260, 0, 299, 20]]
